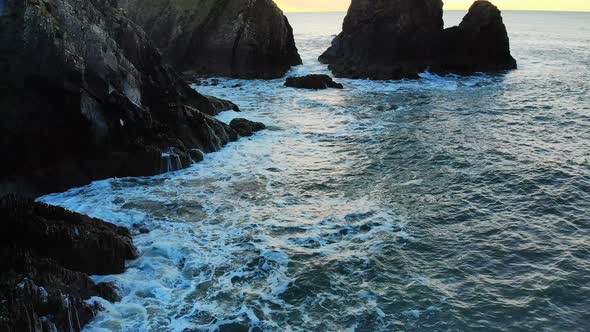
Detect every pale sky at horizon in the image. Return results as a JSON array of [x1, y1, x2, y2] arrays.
[[275, 0, 590, 13]]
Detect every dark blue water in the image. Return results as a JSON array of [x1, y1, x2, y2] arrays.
[[40, 11, 590, 331]]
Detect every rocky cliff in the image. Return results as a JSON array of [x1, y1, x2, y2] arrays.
[[0, 0, 254, 197], [320, 0, 516, 79], [119, 0, 302, 79], [0, 0, 269, 329]]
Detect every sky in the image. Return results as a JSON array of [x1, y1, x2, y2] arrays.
[[275, 0, 590, 12]]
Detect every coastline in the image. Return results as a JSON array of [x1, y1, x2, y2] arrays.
[[2, 1, 588, 331]]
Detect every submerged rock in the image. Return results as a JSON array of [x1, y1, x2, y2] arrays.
[[285, 75, 344, 90], [119, 0, 302, 79], [230, 119, 267, 137], [0, 195, 137, 331], [0, 0, 241, 196], [320, 0, 516, 79]]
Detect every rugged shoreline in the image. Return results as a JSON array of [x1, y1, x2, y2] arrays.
[[0, 0, 267, 198], [0, 0, 269, 330], [0, 0, 521, 330], [0, 195, 138, 331]]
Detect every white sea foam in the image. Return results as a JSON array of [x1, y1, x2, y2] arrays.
[[39, 133, 408, 331]]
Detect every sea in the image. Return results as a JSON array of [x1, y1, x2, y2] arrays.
[[39, 10, 590, 332]]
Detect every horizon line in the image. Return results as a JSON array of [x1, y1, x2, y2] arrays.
[[283, 9, 590, 13]]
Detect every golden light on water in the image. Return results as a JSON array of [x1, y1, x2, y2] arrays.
[[275, 0, 590, 13]]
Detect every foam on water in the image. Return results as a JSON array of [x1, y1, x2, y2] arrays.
[[40, 112, 412, 330]]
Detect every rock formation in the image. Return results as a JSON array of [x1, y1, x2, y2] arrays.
[[119, 0, 302, 79], [0, 0, 248, 197], [230, 118, 266, 137], [319, 0, 444, 80], [320, 0, 516, 80], [285, 75, 344, 89], [0, 195, 138, 331], [435, 1, 517, 74]]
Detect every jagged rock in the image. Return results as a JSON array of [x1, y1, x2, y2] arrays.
[[0, 196, 137, 331], [230, 119, 266, 137], [0, 275, 96, 332], [119, 0, 302, 79], [435, 1, 517, 74], [320, 0, 516, 80], [0, 196, 137, 275], [285, 75, 344, 90], [0, 0, 241, 197]]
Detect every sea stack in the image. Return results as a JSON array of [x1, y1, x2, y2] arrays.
[[319, 0, 444, 80], [0, 0, 243, 197], [436, 1, 517, 74], [320, 0, 516, 79], [119, 0, 303, 79]]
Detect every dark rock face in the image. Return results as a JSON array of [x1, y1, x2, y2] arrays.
[[0, 195, 137, 331], [285, 75, 344, 90], [319, 0, 444, 79], [119, 0, 302, 79], [0, 196, 137, 275], [320, 0, 516, 80], [435, 1, 517, 74], [0, 0, 241, 197], [230, 119, 267, 137]]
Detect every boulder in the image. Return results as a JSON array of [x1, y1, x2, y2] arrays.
[[230, 119, 267, 137], [285, 75, 344, 90], [119, 0, 302, 79], [0, 195, 138, 331], [0, 0, 242, 197], [188, 149, 205, 163], [320, 0, 516, 80]]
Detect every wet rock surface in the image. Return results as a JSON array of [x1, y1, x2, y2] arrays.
[[119, 0, 302, 79], [320, 0, 516, 79], [0, 0, 241, 197], [230, 119, 267, 137], [285, 75, 344, 90], [0, 195, 137, 331]]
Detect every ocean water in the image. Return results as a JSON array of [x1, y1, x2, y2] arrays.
[[39, 11, 590, 331]]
